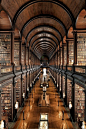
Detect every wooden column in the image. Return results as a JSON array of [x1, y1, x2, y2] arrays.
[[84, 90, 86, 122], [73, 32, 77, 64], [62, 44, 64, 66], [11, 32, 14, 65], [28, 47, 29, 66], [0, 90, 1, 120], [67, 40, 69, 65], [71, 80, 75, 122], [12, 80, 16, 121], [64, 67, 67, 106], [25, 46, 26, 65], [19, 41, 22, 65]]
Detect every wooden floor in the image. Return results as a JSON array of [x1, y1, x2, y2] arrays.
[[11, 75, 74, 129]]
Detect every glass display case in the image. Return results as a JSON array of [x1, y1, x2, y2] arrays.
[[39, 113, 48, 129]]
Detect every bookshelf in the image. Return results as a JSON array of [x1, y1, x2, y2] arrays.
[[27, 73, 29, 88], [26, 48, 28, 65], [1, 83, 12, 123], [15, 76, 21, 106], [61, 48, 62, 65], [75, 83, 85, 121], [67, 79, 72, 106], [62, 76, 65, 98], [59, 74, 61, 92], [58, 51, 60, 66], [77, 33, 86, 65], [0, 33, 11, 66], [68, 41, 74, 65], [14, 42, 20, 66], [22, 74, 26, 96], [64, 45, 67, 66], [21, 45, 25, 65]]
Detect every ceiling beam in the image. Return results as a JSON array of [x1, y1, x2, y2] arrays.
[[29, 31, 59, 47], [13, 0, 75, 27], [31, 37, 57, 49], [26, 25, 63, 42], [21, 15, 67, 36]]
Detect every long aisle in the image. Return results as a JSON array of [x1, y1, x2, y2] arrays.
[[12, 74, 74, 129]]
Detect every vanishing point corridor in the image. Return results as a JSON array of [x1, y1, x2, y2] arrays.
[[11, 74, 74, 129]]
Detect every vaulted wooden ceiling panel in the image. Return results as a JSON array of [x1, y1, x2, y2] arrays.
[[0, 10, 12, 29], [1, 0, 31, 19], [31, 38, 56, 49], [27, 27, 62, 44], [15, 2, 72, 31], [29, 33, 58, 47]]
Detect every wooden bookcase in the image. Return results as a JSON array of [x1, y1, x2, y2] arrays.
[[75, 83, 85, 121], [26, 48, 28, 65], [77, 33, 86, 65], [0, 33, 11, 66], [68, 41, 74, 65], [60, 48, 62, 66], [59, 74, 61, 92], [1, 83, 12, 123], [14, 41, 20, 66], [62, 76, 65, 98], [21, 45, 25, 65], [15, 76, 21, 106], [64, 45, 67, 66], [67, 79, 72, 106], [22, 74, 26, 96], [58, 51, 60, 66]]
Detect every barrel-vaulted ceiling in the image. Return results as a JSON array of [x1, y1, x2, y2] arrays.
[[1, 0, 85, 59]]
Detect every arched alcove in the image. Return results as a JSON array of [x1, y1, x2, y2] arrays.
[[0, 10, 12, 29], [67, 26, 73, 38], [76, 9, 86, 29]]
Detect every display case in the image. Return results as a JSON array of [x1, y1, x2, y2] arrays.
[[14, 41, 20, 66], [0, 82, 12, 124], [21, 45, 25, 65], [68, 41, 74, 65], [77, 33, 86, 65], [64, 45, 67, 66], [0, 33, 11, 66], [75, 83, 85, 121], [67, 79, 72, 106], [39, 113, 48, 129]]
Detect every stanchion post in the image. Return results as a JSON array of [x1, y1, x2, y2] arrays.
[[23, 111, 25, 120]]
